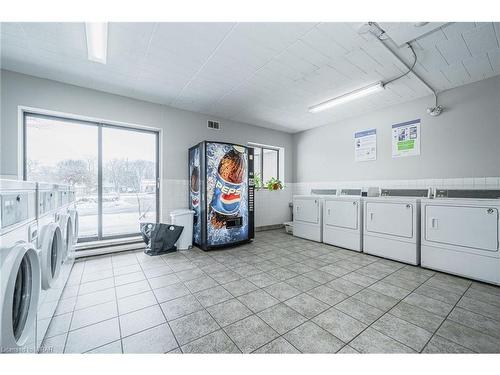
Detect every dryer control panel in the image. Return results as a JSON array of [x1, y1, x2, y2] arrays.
[[340, 189, 362, 196], [435, 189, 500, 199], [380, 188, 430, 198]]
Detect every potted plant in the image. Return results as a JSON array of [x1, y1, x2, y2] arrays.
[[265, 177, 284, 191]]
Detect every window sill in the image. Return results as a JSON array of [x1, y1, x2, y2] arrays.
[[255, 188, 286, 191]]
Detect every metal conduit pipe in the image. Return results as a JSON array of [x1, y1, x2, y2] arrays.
[[364, 22, 444, 116]]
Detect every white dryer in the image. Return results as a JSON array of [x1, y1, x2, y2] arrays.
[[323, 189, 364, 252], [363, 188, 430, 265], [293, 189, 337, 242], [0, 180, 40, 353], [421, 189, 500, 285]]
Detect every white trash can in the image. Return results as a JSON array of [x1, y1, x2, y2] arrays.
[[170, 209, 195, 250]]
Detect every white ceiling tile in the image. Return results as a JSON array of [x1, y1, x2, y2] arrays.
[[107, 23, 155, 59], [112, 22, 157, 42], [440, 62, 470, 85], [462, 54, 494, 80], [308, 65, 350, 86], [20, 22, 83, 41], [441, 22, 476, 39], [463, 23, 499, 55], [436, 35, 472, 64], [416, 46, 449, 71], [397, 75, 430, 95], [327, 56, 366, 79], [414, 28, 447, 49], [0, 33, 31, 55], [487, 49, 500, 73], [345, 48, 383, 73], [362, 42, 402, 67], [233, 22, 316, 53], [380, 22, 449, 46], [420, 70, 452, 91], [215, 41, 276, 69], [373, 63, 405, 82], [260, 59, 303, 81], [0, 22, 25, 36], [1, 22, 499, 133], [287, 40, 331, 67], [275, 50, 319, 72], [300, 26, 347, 59], [385, 80, 417, 99], [148, 22, 235, 67], [315, 23, 368, 52], [20, 22, 86, 54]]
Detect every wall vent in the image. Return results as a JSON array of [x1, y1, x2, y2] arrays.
[[207, 120, 221, 130]]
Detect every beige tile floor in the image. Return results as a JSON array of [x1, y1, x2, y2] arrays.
[[40, 229, 500, 353]]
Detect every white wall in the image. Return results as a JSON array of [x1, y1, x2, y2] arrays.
[[254, 188, 292, 227], [0, 70, 293, 226], [293, 75, 500, 186]]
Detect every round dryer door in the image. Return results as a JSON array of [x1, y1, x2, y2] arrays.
[[69, 209, 79, 245], [0, 242, 41, 353], [39, 223, 63, 290], [57, 214, 73, 262]]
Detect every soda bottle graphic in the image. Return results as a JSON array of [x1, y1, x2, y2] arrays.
[[190, 165, 200, 208], [210, 146, 246, 229]]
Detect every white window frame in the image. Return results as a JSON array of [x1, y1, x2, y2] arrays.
[[18, 105, 164, 242], [248, 142, 284, 188]]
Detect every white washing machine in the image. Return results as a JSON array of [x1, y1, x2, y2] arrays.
[[0, 180, 41, 353], [55, 185, 74, 262], [67, 188, 79, 247], [35, 182, 64, 351], [293, 189, 337, 242], [363, 188, 431, 265], [323, 189, 365, 252], [421, 189, 500, 285], [36, 183, 63, 291]]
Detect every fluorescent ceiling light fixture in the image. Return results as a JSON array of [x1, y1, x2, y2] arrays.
[[309, 82, 384, 113], [85, 22, 108, 64]]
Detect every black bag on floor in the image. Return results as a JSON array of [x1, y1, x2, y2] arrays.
[[140, 223, 184, 256]]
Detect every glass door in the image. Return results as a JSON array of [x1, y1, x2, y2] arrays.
[[101, 126, 158, 238], [25, 114, 99, 240], [24, 113, 159, 244]]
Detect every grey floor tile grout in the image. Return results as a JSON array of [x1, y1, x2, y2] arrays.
[[176, 286, 236, 353], [179, 267, 274, 353], [51, 230, 500, 354], [213, 257, 386, 353], [449, 297, 500, 324], [328, 258, 431, 353], [419, 281, 473, 353], [183, 305, 241, 353], [135, 251, 183, 353], [173, 248, 305, 352], [433, 280, 500, 351], [243, 248, 374, 352], [350, 278, 430, 346], [433, 318, 500, 351], [111, 256, 125, 353], [61, 259, 85, 353], [82, 339, 122, 354], [199, 247, 448, 352]]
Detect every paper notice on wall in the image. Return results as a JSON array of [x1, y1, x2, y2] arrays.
[[392, 119, 421, 158], [354, 129, 377, 162]]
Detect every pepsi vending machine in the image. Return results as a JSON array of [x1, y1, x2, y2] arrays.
[[188, 141, 255, 250]]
